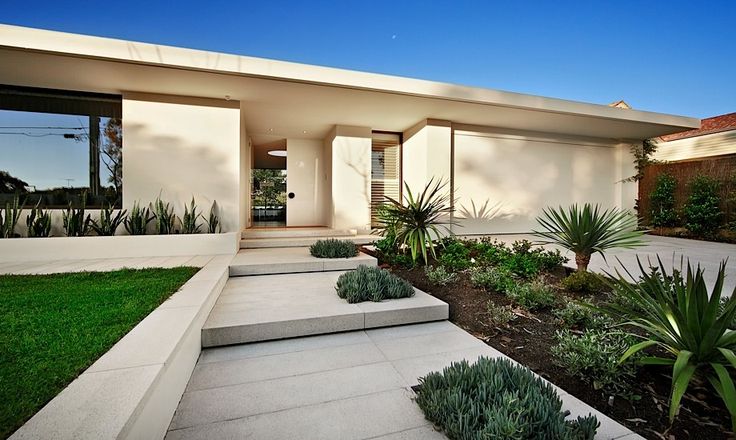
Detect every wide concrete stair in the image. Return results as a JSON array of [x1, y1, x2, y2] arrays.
[[241, 227, 376, 249], [202, 247, 449, 347]]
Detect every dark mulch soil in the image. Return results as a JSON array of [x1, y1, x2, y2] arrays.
[[388, 263, 733, 440]]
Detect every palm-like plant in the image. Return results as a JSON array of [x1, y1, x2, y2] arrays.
[[533, 203, 644, 271], [603, 257, 736, 430], [380, 178, 454, 264]]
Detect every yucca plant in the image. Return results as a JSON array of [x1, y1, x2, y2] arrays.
[[1, 194, 24, 238], [533, 203, 644, 271], [181, 197, 201, 234], [91, 204, 127, 236], [151, 197, 178, 234], [124, 201, 154, 235], [205, 200, 221, 233], [602, 257, 736, 430], [381, 178, 454, 264], [26, 199, 52, 237], [62, 192, 92, 237]]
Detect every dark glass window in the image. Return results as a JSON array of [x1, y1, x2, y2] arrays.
[[0, 86, 122, 207]]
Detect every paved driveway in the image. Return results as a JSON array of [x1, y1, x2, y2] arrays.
[[487, 234, 736, 296]]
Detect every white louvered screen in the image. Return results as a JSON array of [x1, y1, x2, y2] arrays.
[[371, 132, 401, 227]]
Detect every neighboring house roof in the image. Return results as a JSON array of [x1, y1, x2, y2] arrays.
[[608, 100, 632, 109], [660, 112, 736, 141]]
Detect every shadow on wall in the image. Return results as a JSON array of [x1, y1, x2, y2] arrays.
[[333, 143, 371, 229], [123, 122, 238, 231]]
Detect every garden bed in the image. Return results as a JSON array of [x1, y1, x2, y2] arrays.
[[364, 243, 733, 439]]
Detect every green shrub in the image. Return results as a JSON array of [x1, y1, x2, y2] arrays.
[[25, 199, 51, 238], [379, 178, 454, 263], [683, 174, 722, 236], [551, 329, 639, 397], [181, 197, 202, 234], [335, 265, 414, 303], [91, 204, 127, 236], [471, 238, 512, 266], [561, 270, 607, 293], [424, 265, 458, 286], [437, 239, 472, 271], [470, 266, 515, 292], [506, 280, 556, 311], [533, 203, 644, 271], [124, 201, 154, 235], [471, 239, 567, 277], [487, 301, 517, 327], [602, 257, 736, 429], [416, 356, 599, 439], [62, 192, 92, 237], [151, 197, 177, 234], [553, 298, 610, 330], [310, 239, 358, 258], [1, 194, 23, 238], [650, 173, 679, 227]]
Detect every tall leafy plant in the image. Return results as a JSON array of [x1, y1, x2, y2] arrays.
[[91, 204, 127, 236], [650, 172, 678, 227], [124, 201, 153, 235], [181, 198, 201, 234], [533, 203, 644, 271], [151, 197, 177, 234], [602, 257, 736, 430], [26, 199, 51, 238], [380, 178, 454, 263], [683, 174, 722, 237], [205, 200, 221, 233], [62, 192, 92, 237], [1, 194, 24, 238]]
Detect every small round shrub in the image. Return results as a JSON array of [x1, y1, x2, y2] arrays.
[[683, 174, 722, 237], [470, 266, 514, 292], [650, 172, 679, 227], [506, 280, 556, 311], [437, 239, 472, 271], [553, 298, 610, 329], [335, 265, 414, 303], [416, 356, 599, 439], [561, 270, 607, 293], [309, 239, 358, 258], [487, 301, 517, 327], [424, 265, 458, 286]]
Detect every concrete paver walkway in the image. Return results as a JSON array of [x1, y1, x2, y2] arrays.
[[167, 321, 640, 440]]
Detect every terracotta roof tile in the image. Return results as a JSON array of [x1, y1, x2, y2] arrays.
[[660, 112, 736, 141]]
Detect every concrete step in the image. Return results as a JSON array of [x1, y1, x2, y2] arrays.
[[242, 228, 357, 239], [229, 248, 377, 277], [241, 235, 375, 249], [201, 271, 449, 347]]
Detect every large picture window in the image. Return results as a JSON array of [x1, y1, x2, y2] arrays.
[[0, 85, 122, 207]]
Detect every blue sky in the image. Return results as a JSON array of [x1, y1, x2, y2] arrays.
[[2, 0, 735, 118]]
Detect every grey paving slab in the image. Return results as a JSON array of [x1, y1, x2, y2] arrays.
[[560, 392, 633, 439], [367, 426, 447, 440], [166, 388, 430, 440], [170, 362, 405, 430], [372, 328, 484, 360], [229, 247, 376, 276], [390, 346, 506, 387]]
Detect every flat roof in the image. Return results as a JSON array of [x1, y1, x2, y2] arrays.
[[0, 24, 700, 141]]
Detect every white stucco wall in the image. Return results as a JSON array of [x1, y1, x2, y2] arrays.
[[122, 93, 241, 232], [452, 127, 630, 234], [286, 138, 325, 226], [402, 120, 452, 198], [324, 126, 372, 231]]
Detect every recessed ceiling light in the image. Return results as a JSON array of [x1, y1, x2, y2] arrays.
[[268, 150, 287, 157], [268, 128, 274, 133], [302, 130, 308, 134]]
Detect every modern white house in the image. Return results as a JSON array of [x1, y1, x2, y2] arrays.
[[0, 24, 700, 246]]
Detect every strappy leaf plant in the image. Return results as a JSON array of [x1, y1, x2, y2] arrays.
[[205, 200, 221, 233], [181, 197, 201, 234], [124, 201, 154, 235], [602, 257, 736, 430], [533, 203, 644, 271], [1, 194, 24, 238], [380, 178, 454, 264], [62, 192, 92, 237], [91, 204, 127, 236], [151, 197, 178, 234], [26, 199, 51, 237]]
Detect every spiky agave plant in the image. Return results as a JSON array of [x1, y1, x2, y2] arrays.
[[26, 198, 52, 237], [124, 201, 154, 235], [62, 192, 92, 237], [1, 194, 24, 238], [181, 197, 201, 234], [381, 178, 454, 264], [91, 203, 127, 236], [205, 200, 221, 233], [602, 257, 736, 430], [151, 197, 177, 234], [533, 203, 644, 271]]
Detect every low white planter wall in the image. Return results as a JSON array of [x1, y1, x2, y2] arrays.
[[0, 232, 239, 262]]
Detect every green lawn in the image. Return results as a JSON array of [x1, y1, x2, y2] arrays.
[[0, 267, 199, 439]]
